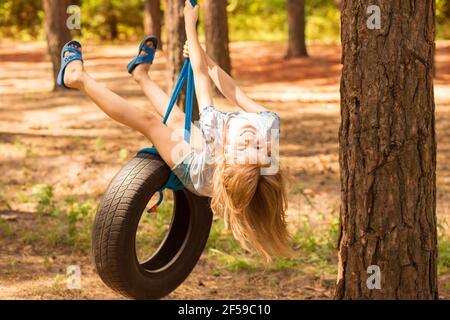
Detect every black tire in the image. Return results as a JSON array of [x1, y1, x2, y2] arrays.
[[92, 153, 213, 299]]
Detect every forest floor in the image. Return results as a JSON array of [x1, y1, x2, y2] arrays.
[[0, 40, 449, 300]]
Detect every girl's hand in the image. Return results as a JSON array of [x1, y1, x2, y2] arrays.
[[184, 0, 199, 28], [183, 41, 189, 58]]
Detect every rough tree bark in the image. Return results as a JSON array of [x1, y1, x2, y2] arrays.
[[203, 0, 231, 75], [286, 0, 308, 58], [336, 0, 438, 299], [43, 0, 72, 91], [144, 0, 163, 48], [164, 0, 198, 120]]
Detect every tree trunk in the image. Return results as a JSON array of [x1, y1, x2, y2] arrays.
[[286, 0, 308, 58], [203, 0, 231, 75], [108, 15, 118, 40], [164, 0, 186, 107], [144, 0, 163, 49], [445, 1, 450, 18], [164, 0, 198, 120], [43, 0, 72, 91], [336, 0, 438, 299], [104, 0, 118, 40]]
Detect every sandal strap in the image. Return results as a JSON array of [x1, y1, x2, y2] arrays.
[[60, 42, 82, 60], [140, 43, 155, 55], [135, 52, 154, 64], [63, 47, 82, 57], [57, 40, 83, 89], [66, 40, 81, 48], [63, 53, 82, 64], [127, 36, 158, 74], [139, 36, 158, 51]]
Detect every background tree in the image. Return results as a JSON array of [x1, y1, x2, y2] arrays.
[[286, 0, 308, 58], [0, 0, 43, 37], [164, 0, 198, 120], [103, 0, 118, 40], [43, 0, 72, 91], [203, 0, 231, 76], [80, 0, 143, 40], [337, 0, 438, 299], [144, 0, 163, 48], [440, 0, 450, 18]]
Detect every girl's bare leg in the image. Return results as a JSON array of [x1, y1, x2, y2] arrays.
[[63, 48, 190, 168], [131, 40, 203, 149]]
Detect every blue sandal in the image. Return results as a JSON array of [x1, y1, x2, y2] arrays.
[[127, 36, 158, 74], [57, 40, 83, 88]]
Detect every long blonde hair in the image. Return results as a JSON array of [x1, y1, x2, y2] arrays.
[[211, 159, 293, 263]]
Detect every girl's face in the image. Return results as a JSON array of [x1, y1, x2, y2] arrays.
[[224, 116, 270, 165]]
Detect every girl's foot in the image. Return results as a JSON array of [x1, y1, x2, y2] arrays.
[[63, 44, 84, 89], [131, 40, 156, 83]]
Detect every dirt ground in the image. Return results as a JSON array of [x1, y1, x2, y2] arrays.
[[0, 40, 449, 299]]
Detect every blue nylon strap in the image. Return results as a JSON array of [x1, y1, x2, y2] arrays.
[[187, 0, 197, 141], [163, 0, 197, 137], [184, 66, 194, 142], [138, 0, 198, 210], [137, 147, 184, 211], [140, 61, 195, 208], [162, 58, 195, 143], [163, 61, 189, 125]]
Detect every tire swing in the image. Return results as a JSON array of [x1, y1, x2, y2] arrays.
[[92, 4, 213, 298]]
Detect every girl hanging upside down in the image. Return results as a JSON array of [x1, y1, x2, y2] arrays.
[[57, 1, 293, 262]]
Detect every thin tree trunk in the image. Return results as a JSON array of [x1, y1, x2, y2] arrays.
[[144, 0, 163, 49], [104, 0, 118, 40], [286, 0, 308, 58], [43, 0, 72, 91], [337, 0, 438, 299], [164, 0, 198, 120], [445, 0, 450, 18], [203, 0, 231, 75]]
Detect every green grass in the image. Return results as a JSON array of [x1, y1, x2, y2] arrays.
[[137, 199, 281, 271], [208, 248, 258, 272], [204, 207, 339, 274], [10, 181, 448, 278], [118, 148, 130, 162], [13, 141, 36, 157], [0, 219, 14, 237], [10, 184, 98, 252], [0, 140, 36, 159], [135, 196, 174, 262], [206, 218, 242, 254], [31, 184, 58, 216], [94, 137, 106, 151]]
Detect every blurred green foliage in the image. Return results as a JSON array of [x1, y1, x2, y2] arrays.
[[226, 0, 340, 42], [437, 0, 450, 39], [226, 0, 288, 41], [0, 0, 44, 39], [0, 0, 449, 42], [80, 0, 144, 40]]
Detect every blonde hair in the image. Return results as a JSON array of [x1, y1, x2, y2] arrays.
[[211, 160, 293, 263]]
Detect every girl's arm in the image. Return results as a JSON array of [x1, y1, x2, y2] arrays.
[[183, 41, 267, 113], [184, 2, 213, 112], [202, 50, 268, 113]]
